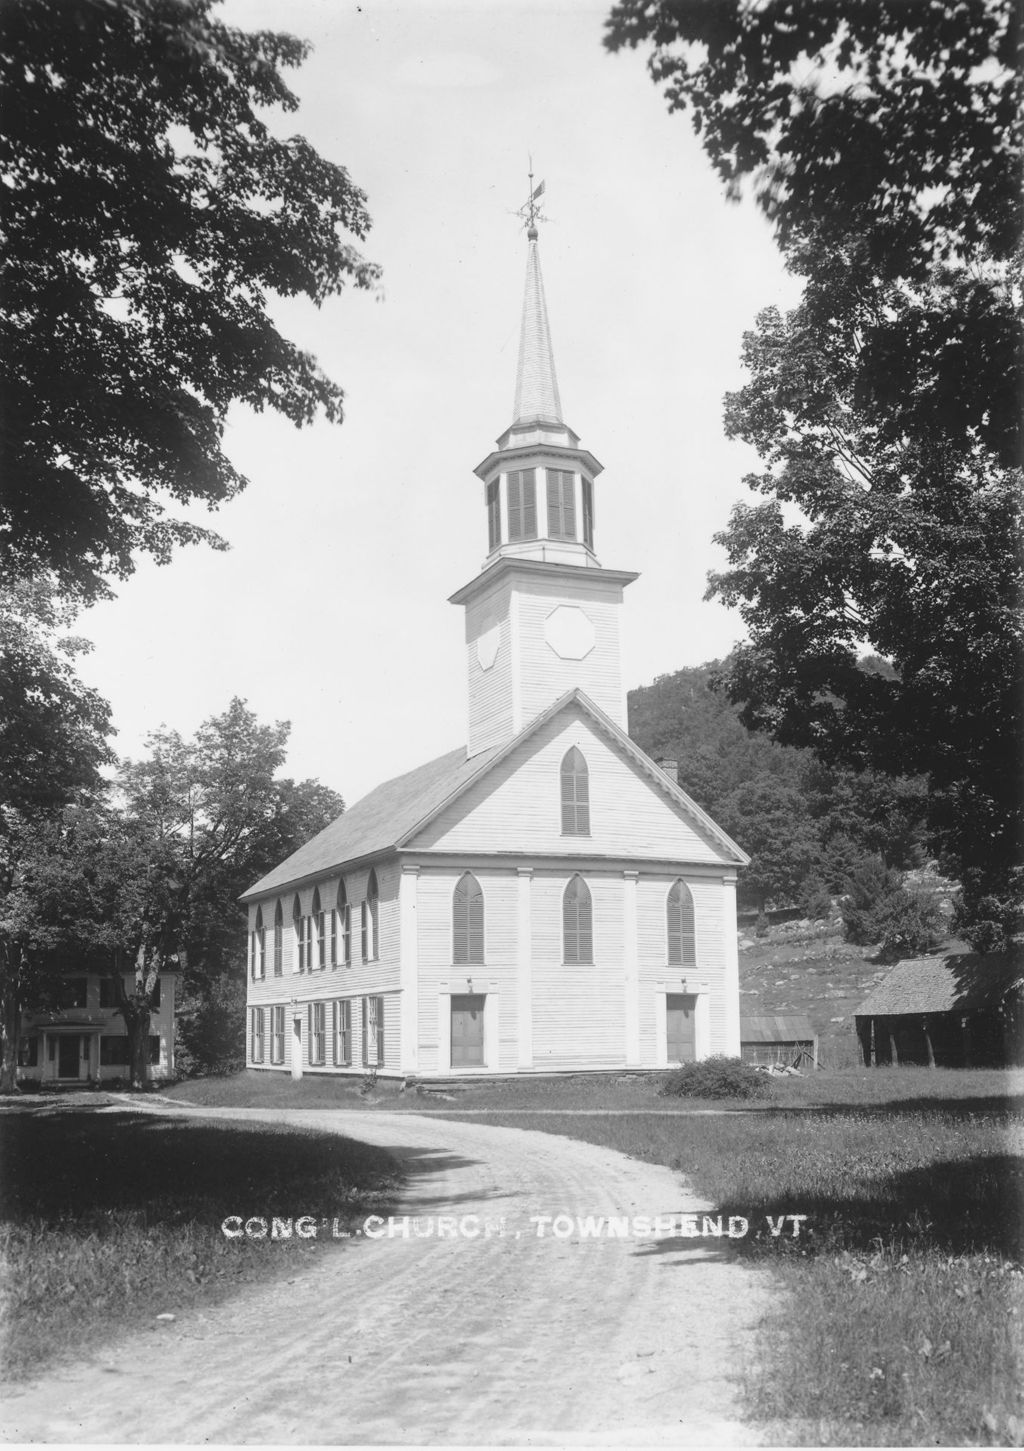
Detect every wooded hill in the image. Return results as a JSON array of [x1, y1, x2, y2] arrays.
[[627, 662, 929, 913]]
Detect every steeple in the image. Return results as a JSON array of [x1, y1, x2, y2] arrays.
[[450, 177, 638, 758], [512, 236, 562, 426]]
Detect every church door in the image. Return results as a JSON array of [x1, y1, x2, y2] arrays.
[[666, 995, 697, 1064], [450, 995, 485, 1068]]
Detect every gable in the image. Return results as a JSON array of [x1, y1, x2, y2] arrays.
[[405, 701, 741, 864]]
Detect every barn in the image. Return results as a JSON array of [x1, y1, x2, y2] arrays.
[[740, 1015, 818, 1071], [854, 951, 1024, 1068], [241, 213, 748, 1079]]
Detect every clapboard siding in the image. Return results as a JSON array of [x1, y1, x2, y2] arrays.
[[529, 871, 626, 1066], [415, 868, 521, 1074], [465, 579, 515, 756], [515, 575, 626, 731], [637, 874, 730, 1061], [409, 706, 726, 862]]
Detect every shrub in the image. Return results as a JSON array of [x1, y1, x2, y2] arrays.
[[799, 874, 834, 921], [840, 858, 942, 960], [659, 1056, 771, 1100]]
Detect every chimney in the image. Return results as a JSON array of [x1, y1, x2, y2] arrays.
[[656, 758, 679, 783]]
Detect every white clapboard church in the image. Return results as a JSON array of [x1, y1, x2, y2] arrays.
[[242, 200, 747, 1079]]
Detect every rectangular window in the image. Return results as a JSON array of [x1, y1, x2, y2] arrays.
[[316, 911, 326, 970], [99, 976, 121, 1009], [362, 996, 384, 1068], [508, 469, 537, 540], [308, 1002, 326, 1066], [486, 478, 500, 550], [333, 999, 352, 1066], [582, 476, 594, 549], [342, 906, 352, 965], [296, 917, 311, 972], [270, 1005, 285, 1064], [546, 470, 575, 538], [330, 909, 338, 967], [57, 978, 87, 1009], [273, 916, 283, 975], [251, 1008, 265, 1064], [100, 1035, 130, 1066], [18, 1036, 39, 1068], [149, 1035, 161, 1065]]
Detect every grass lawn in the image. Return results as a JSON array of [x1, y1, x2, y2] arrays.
[[0, 1100, 401, 1383], [163, 1066, 1024, 1445]]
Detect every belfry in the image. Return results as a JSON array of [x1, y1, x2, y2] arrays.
[[243, 181, 746, 1079], [452, 193, 637, 753]]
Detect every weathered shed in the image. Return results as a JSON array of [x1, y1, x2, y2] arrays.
[[740, 1014, 818, 1070], [854, 951, 1024, 1068]]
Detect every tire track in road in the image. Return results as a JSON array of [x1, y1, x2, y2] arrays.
[[3, 1104, 770, 1445]]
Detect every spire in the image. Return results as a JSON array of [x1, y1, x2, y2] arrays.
[[512, 171, 562, 426]]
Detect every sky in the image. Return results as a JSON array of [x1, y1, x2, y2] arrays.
[[76, 0, 802, 806]]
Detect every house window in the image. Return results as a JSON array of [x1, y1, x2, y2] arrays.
[[452, 872, 484, 964], [546, 469, 575, 538], [582, 476, 594, 549], [251, 1007, 265, 1063], [148, 978, 161, 1010], [149, 1035, 161, 1065], [338, 880, 352, 965], [308, 1002, 326, 1065], [57, 978, 87, 1009], [363, 995, 384, 1067], [563, 875, 593, 964], [560, 746, 590, 835], [330, 908, 338, 967], [667, 880, 697, 967], [99, 976, 121, 1009], [508, 468, 537, 540], [273, 899, 283, 975], [270, 1005, 285, 1063], [486, 478, 500, 550], [293, 894, 310, 972], [18, 1036, 38, 1068], [333, 999, 352, 1066], [312, 887, 326, 970], [361, 870, 379, 962], [100, 1036, 130, 1066]]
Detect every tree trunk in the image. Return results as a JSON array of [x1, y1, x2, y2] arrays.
[[0, 948, 23, 1095], [124, 1004, 151, 1090]]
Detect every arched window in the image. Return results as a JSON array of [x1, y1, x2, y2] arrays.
[[253, 905, 266, 979], [667, 880, 696, 967], [312, 887, 326, 970], [338, 880, 351, 966], [560, 746, 590, 835], [273, 899, 283, 975], [293, 893, 308, 972], [563, 875, 593, 964], [452, 872, 484, 964], [361, 869, 379, 962]]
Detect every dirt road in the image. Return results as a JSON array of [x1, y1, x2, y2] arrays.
[[4, 1103, 769, 1444]]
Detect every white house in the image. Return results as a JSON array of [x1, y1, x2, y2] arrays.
[[17, 969, 178, 1086], [242, 218, 747, 1079]]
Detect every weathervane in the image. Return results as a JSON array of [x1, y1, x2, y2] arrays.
[[518, 159, 548, 239]]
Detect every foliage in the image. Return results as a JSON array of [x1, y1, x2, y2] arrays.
[[174, 972, 246, 1078], [0, 0, 380, 603], [798, 875, 834, 922], [608, 1, 1023, 946], [13, 699, 344, 1085], [840, 858, 942, 961], [628, 663, 927, 909], [658, 1055, 770, 1100]]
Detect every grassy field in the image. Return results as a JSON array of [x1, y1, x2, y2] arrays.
[[161, 1066, 1024, 1445], [0, 1100, 401, 1383]]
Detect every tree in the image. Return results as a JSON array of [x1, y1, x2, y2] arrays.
[[48, 700, 344, 1086], [607, 1, 1023, 944], [0, 582, 113, 1091], [0, 0, 380, 603]]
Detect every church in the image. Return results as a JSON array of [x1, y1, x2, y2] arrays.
[[242, 204, 747, 1079]]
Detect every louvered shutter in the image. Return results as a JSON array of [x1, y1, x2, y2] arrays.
[[361, 997, 368, 1066], [561, 472, 576, 536], [453, 877, 469, 963], [487, 479, 500, 550], [361, 902, 367, 961], [582, 477, 594, 548], [376, 998, 384, 1067], [522, 470, 537, 536], [546, 469, 560, 535], [468, 882, 484, 962], [508, 472, 522, 538]]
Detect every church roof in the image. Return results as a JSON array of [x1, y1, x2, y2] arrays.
[[513, 236, 562, 425], [243, 688, 748, 901], [242, 744, 501, 900], [854, 950, 1024, 1017]]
